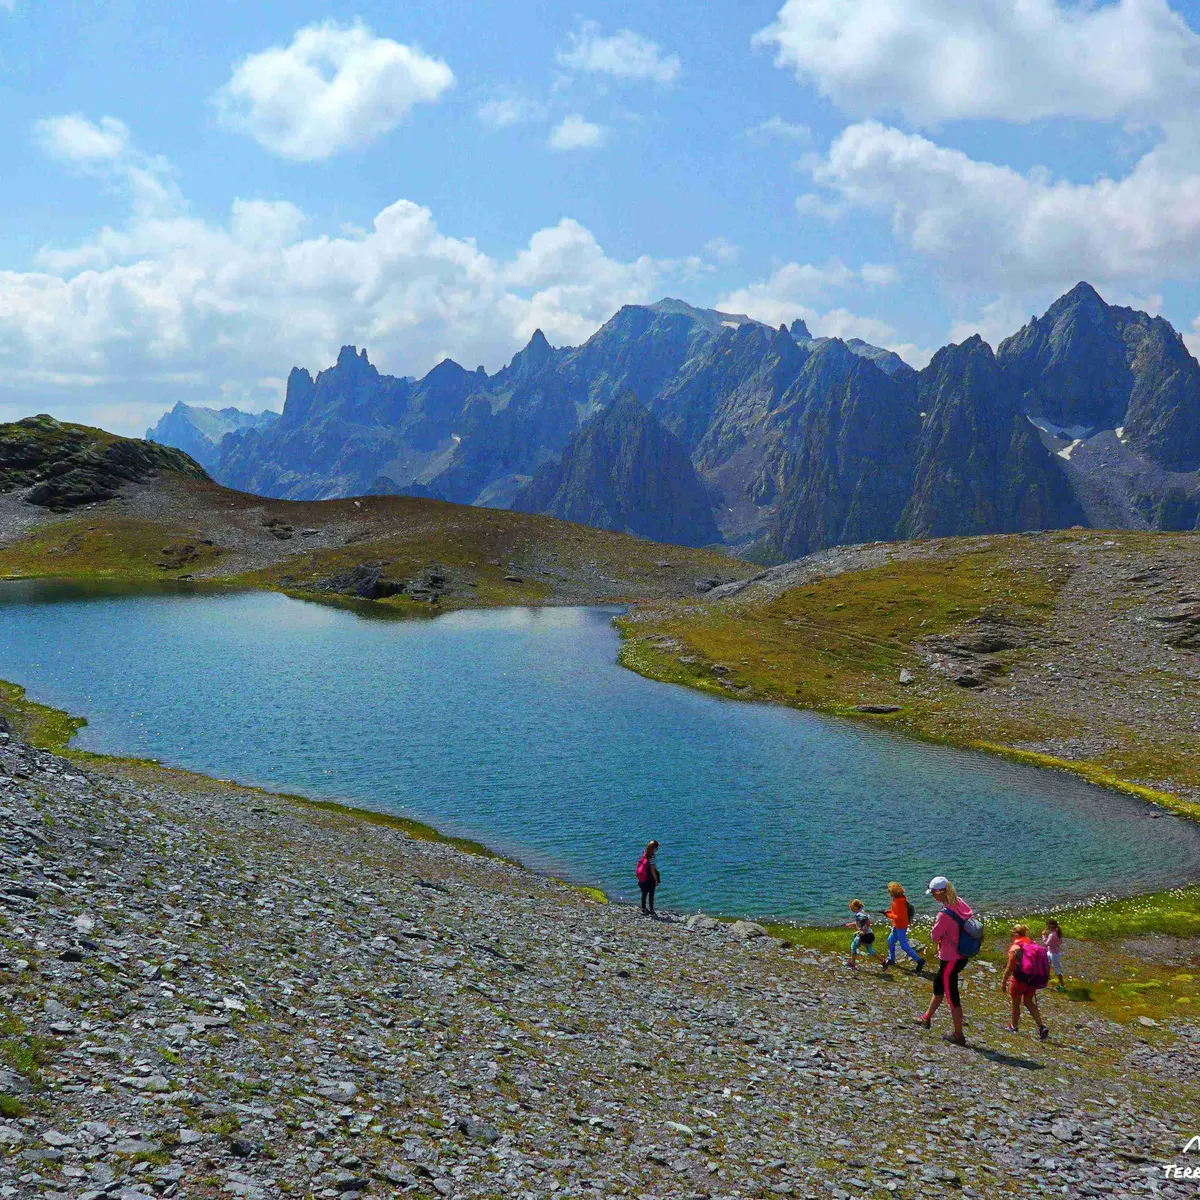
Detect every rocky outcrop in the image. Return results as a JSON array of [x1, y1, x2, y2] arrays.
[[0, 415, 208, 511], [513, 396, 721, 546]]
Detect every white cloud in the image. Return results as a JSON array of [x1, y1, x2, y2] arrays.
[[477, 95, 543, 129], [746, 115, 811, 143], [947, 296, 1039, 348], [814, 307, 901, 346], [795, 192, 843, 221], [756, 0, 1200, 125], [502, 219, 667, 343], [35, 114, 131, 163], [215, 21, 454, 161], [548, 114, 605, 151], [717, 259, 898, 326], [1, 122, 678, 434], [557, 21, 681, 85], [704, 237, 740, 264], [860, 262, 900, 286], [813, 119, 1200, 289], [31, 114, 178, 221], [717, 261, 919, 359]]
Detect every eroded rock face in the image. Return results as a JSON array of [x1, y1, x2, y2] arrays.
[[0, 415, 208, 511]]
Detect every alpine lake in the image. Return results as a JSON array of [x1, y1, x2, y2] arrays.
[[2, 580, 1197, 923]]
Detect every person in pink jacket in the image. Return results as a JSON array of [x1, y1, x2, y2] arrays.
[[913, 875, 972, 1046]]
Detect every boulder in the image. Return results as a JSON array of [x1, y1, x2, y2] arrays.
[[729, 920, 768, 939]]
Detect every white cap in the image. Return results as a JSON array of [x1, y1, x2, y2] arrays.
[[927, 876, 949, 894]]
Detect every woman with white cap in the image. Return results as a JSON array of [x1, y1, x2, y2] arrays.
[[914, 875, 973, 1046]]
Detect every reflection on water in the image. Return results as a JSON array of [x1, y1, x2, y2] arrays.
[[2, 580, 1197, 920]]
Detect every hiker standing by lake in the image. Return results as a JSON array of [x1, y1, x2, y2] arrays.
[[879, 882, 925, 972], [914, 876, 978, 1046], [636, 840, 660, 917]]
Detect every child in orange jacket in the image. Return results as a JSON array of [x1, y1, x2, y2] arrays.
[[879, 882, 926, 972]]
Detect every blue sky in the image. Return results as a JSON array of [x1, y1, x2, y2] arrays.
[[5, 0, 1200, 434]]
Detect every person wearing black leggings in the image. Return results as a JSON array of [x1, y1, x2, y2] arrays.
[[915, 876, 973, 1046]]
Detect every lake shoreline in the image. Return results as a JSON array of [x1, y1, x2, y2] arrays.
[[3, 668, 1199, 942], [616, 616, 1200, 826]]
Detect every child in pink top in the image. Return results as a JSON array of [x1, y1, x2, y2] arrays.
[[1042, 918, 1064, 987], [914, 875, 972, 1046]]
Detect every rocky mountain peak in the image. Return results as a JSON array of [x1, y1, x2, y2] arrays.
[[515, 328, 553, 366], [336, 345, 371, 369], [513, 393, 719, 546], [789, 318, 813, 341], [1054, 280, 1104, 312]]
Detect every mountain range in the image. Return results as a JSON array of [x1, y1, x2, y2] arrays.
[[159, 284, 1200, 555], [146, 402, 278, 473]]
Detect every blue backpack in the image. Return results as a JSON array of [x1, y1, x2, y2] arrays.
[[943, 907, 984, 958]]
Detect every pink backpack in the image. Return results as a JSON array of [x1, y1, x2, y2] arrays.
[[1013, 941, 1050, 989], [635, 854, 652, 884]]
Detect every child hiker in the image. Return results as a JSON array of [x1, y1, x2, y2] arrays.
[[845, 899, 878, 969], [635, 840, 660, 916], [1000, 923, 1051, 1039], [1042, 918, 1065, 987], [879, 882, 926, 972]]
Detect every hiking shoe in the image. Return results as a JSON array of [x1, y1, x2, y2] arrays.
[[914, 958, 926, 973], [1005, 1024, 1019, 1033], [942, 1033, 967, 1047], [913, 1015, 931, 1030], [881, 960, 892, 970], [1038, 1026, 1049, 1041]]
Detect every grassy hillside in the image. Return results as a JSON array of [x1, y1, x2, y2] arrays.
[[0, 465, 751, 608], [621, 529, 1200, 816]]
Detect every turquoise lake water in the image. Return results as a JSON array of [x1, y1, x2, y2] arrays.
[[2, 581, 1197, 921]]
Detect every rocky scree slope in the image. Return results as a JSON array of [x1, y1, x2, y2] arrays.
[[0, 728, 1196, 1200], [0, 416, 208, 512], [203, 287, 1200, 555]]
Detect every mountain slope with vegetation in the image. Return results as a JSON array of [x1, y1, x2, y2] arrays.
[[0, 415, 209, 511], [621, 529, 1200, 813], [0, 418, 750, 609]]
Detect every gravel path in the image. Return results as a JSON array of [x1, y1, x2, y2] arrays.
[[1, 733, 1196, 1199]]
